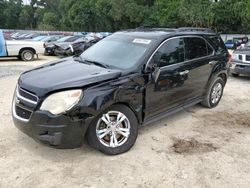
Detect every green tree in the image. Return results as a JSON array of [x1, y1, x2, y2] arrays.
[[39, 12, 60, 30], [18, 5, 34, 29], [151, 0, 183, 27], [0, 0, 6, 28], [68, 0, 96, 31], [179, 0, 212, 28], [3, 0, 22, 29]]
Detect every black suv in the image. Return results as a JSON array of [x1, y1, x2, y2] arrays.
[[12, 28, 229, 155]]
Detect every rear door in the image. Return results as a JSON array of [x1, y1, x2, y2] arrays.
[[0, 30, 7, 57], [180, 36, 215, 101], [144, 36, 215, 120]]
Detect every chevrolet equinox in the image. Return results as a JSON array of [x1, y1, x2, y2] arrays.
[[12, 27, 229, 155]]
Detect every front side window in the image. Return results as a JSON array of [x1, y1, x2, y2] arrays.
[[154, 38, 185, 67], [184, 37, 209, 60]]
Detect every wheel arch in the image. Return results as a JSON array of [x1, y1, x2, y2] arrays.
[[218, 72, 227, 84], [110, 102, 142, 125], [79, 82, 144, 128], [19, 47, 36, 56]]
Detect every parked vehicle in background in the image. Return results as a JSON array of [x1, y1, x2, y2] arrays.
[[0, 30, 44, 61], [31, 36, 48, 41], [40, 35, 64, 43], [234, 37, 249, 47], [225, 39, 240, 49], [231, 41, 250, 76], [3, 31, 12, 40], [12, 27, 229, 155], [15, 32, 46, 40], [99, 32, 112, 38], [54, 36, 101, 57], [68, 37, 101, 56], [44, 35, 83, 55]]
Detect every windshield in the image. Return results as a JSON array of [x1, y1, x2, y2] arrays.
[[80, 35, 151, 69]]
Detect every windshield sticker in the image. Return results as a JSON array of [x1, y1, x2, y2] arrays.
[[133, 38, 151, 45]]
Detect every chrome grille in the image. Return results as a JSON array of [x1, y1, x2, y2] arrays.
[[13, 86, 38, 122], [246, 55, 250, 61], [17, 87, 38, 105]]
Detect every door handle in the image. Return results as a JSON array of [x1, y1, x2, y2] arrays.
[[179, 70, 189, 76]]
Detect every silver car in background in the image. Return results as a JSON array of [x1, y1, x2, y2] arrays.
[[231, 42, 250, 76]]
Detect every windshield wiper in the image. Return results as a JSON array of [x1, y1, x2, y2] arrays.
[[73, 55, 85, 63], [84, 59, 110, 69], [74, 56, 110, 69]]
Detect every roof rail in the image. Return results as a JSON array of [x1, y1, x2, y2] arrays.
[[136, 26, 177, 32], [178, 27, 214, 33]]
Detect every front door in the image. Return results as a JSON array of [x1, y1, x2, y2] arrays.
[[145, 37, 190, 120]]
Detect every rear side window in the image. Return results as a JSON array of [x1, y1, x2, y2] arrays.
[[184, 37, 208, 60], [154, 38, 185, 67], [207, 35, 227, 55]]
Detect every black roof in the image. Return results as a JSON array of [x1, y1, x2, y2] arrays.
[[116, 27, 216, 40], [135, 26, 214, 33]]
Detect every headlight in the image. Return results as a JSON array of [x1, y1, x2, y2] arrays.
[[40, 90, 82, 115]]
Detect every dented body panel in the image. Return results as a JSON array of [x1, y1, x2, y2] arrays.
[[12, 29, 229, 149]]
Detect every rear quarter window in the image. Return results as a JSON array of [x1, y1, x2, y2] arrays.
[[206, 35, 227, 55]]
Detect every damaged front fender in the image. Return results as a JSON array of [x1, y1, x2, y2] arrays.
[[77, 73, 145, 125]]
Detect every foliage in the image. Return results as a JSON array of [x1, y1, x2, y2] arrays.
[[1, 0, 250, 33]]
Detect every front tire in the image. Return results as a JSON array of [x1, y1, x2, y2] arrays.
[[201, 77, 225, 108], [86, 104, 138, 155], [20, 50, 35, 61]]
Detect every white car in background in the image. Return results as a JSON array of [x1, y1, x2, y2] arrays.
[[0, 30, 44, 61], [231, 41, 250, 77]]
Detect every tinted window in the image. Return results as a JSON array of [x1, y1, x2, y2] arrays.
[[207, 36, 227, 55], [154, 38, 184, 67], [184, 37, 207, 60]]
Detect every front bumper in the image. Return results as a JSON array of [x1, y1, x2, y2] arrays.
[[230, 61, 250, 75], [12, 88, 93, 149]]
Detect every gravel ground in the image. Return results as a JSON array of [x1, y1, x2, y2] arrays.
[[0, 56, 250, 188]]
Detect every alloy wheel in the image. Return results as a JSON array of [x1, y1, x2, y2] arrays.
[[211, 82, 223, 104], [96, 111, 130, 148]]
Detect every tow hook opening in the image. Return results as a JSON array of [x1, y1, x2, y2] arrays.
[[39, 132, 62, 146]]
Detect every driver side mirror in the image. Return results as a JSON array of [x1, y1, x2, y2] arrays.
[[144, 53, 161, 82], [145, 51, 161, 73]]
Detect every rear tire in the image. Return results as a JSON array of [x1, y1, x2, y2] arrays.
[[201, 77, 225, 108], [86, 104, 138, 155], [20, 50, 35, 61]]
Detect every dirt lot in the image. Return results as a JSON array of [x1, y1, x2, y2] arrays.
[[0, 56, 250, 188]]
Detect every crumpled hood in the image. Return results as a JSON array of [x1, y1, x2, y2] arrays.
[[55, 42, 72, 50], [18, 58, 122, 97]]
